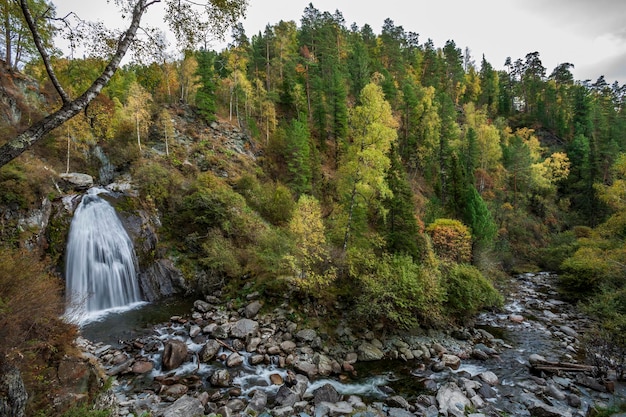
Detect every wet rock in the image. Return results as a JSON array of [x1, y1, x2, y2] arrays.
[[509, 314, 524, 323], [199, 339, 220, 363], [313, 383, 342, 404], [226, 352, 244, 367], [139, 259, 186, 302], [470, 349, 490, 361], [131, 361, 153, 374], [272, 405, 295, 417], [210, 369, 232, 387], [436, 382, 470, 417], [442, 354, 461, 370], [559, 325, 579, 338], [275, 385, 300, 407], [215, 405, 233, 417], [566, 393, 582, 408], [161, 339, 188, 371], [546, 383, 566, 400], [521, 392, 573, 417], [244, 390, 268, 415], [160, 383, 188, 399], [188, 325, 201, 338], [270, 373, 284, 385], [107, 358, 133, 376], [478, 384, 497, 399], [529, 353, 547, 365], [294, 360, 318, 378], [387, 395, 411, 409], [225, 398, 246, 412], [478, 371, 499, 386]]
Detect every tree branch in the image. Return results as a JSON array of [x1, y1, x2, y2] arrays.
[[0, 0, 151, 169], [18, 0, 71, 104]]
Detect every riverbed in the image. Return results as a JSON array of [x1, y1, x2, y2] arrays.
[[80, 272, 626, 416]]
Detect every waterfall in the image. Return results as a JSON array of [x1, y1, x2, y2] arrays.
[[65, 188, 144, 324]]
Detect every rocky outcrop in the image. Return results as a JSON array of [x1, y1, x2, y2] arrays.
[[138, 259, 188, 302], [0, 365, 27, 417]]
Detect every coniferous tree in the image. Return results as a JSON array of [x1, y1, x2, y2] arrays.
[[195, 49, 218, 123], [383, 145, 420, 259], [286, 116, 313, 196]]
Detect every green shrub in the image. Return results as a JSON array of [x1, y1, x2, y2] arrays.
[[443, 263, 503, 320], [132, 160, 184, 210], [349, 250, 445, 329], [538, 230, 578, 272], [559, 246, 612, 297], [426, 219, 472, 264]]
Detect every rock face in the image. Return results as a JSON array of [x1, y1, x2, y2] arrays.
[[138, 259, 187, 302], [0, 365, 27, 417]]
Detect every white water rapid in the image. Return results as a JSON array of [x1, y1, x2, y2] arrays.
[[65, 188, 144, 324]]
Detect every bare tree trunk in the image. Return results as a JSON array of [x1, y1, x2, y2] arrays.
[[3, 5, 11, 68], [66, 125, 70, 174], [136, 113, 142, 151]]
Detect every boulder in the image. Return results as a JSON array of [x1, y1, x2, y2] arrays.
[[275, 385, 300, 407], [226, 352, 244, 367], [161, 395, 204, 417], [436, 382, 471, 417], [131, 361, 153, 374], [478, 371, 499, 386], [313, 383, 342, 405], [210, 369, 232, 387], [162, 339, 188, 371], [442, 354, 461, 370], [295, 328, 317, 342], [60, 173, 93, 189], [357, 342, 384, 361], [230, 318, 259, 339], [199, 339, 220, 363], [245, 300, 262, 318]]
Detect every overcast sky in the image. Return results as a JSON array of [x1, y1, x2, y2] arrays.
[[54, 0, 626, 85]]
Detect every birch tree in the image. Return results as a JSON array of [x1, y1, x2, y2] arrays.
[[0, 0, 247, 169], [339, 78, 398, 251]]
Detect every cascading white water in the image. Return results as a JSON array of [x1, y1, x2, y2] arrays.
[[65, 188, 143, 324]]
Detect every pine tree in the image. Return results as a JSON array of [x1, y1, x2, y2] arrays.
[[195, 49, 218, 123], [383, 145, 420, 259]]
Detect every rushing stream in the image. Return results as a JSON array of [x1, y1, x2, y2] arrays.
[[78, 272, 626, 416]]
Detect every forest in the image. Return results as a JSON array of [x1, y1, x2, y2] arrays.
[[1, 1, 626, 415]]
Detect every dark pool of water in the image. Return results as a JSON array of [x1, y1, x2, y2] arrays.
[[79, 296, 196, 348]]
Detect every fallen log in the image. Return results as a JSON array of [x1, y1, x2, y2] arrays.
[[532, 364, 595, 373], [530, 359, 596, 375]]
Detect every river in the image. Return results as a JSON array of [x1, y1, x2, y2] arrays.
[[79, 272, 626, 416]]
